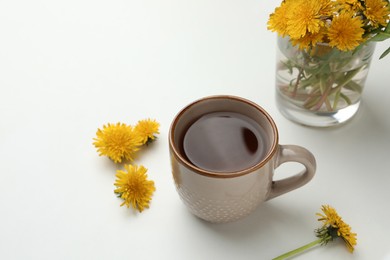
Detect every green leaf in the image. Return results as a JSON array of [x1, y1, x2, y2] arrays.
[[333, 67, 362, 89], [384, 21, 390, 33], [370, 32, 390, 42], [344, 80, 363, 93], [300, 76, 318, 88], [379, 46, 390, 59], [340, 93, 352, 105]]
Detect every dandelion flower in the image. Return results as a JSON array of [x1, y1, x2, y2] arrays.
[[93, 123, 142, 163], [290, 31, 326, 50], [285, 0, 328, 39], [364, 0, 390, 28], [337, 0, 364, 13], [328, 12, 364, 51], [114, 164, 156, 212], [134, 119, 160, 145], [316, 205, 357, 252], [267, 1, 291, 37], [273, 205, 357, 260]]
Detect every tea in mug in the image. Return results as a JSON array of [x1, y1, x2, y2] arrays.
[[181, 112, 268, 172]]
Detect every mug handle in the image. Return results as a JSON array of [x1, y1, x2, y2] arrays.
[[266, 145, 316, 200]]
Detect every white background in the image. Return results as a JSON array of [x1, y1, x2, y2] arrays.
[[1, 1, 390, 259]]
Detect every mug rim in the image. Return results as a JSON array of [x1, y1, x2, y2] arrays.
[[169, 95, 279, 178]]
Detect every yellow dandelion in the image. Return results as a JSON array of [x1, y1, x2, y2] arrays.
[[336, 0, 364, 13], [114, 164, 156, 212], [134, 118, 160, 145], [328, 12, 364, 51], [286, 0, 328, 39], [267, 0, 291, 37], [290, 31, 326, 50], [318, 0, 335, 15], [93, 123, 142, 163], [316, 205, 357, 252], [273, 205, 357, 260], [364, 0, 390, 28]]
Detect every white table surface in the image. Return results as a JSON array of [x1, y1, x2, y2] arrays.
[[1, 1, 390, 259]]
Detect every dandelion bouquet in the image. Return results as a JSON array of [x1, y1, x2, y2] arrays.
[[268, 0, 390, 116]]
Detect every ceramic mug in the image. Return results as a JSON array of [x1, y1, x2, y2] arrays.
[[169, 95, 316, 223]]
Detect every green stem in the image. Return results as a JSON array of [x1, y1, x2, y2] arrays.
[[313, 78, 332, 111], [272, 238, 323, 260], [292, 67, 305, 97], [331, 67, 362, 109]]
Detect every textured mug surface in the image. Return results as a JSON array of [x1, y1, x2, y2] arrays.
[[169, 95, 316, 223]]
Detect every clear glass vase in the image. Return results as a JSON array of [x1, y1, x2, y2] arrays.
[[275, 36, 376, 127]]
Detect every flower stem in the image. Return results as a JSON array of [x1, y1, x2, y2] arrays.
[[292, 67, 305, 97], [272, 238, 323, 260]]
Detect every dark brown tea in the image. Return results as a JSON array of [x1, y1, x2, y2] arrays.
[[182, 112, 268, 172]]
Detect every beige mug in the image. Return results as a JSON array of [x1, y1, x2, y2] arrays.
[[169, 95, 316, 223]]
